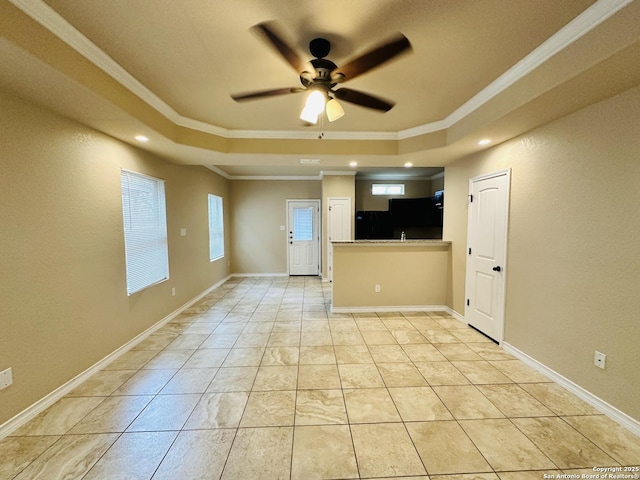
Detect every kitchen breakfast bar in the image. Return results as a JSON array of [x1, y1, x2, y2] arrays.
[[330, 240, 452, 311]]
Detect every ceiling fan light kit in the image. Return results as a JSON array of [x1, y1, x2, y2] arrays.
[[300, 105, 319, 124], [326, 98, 345, 122], [231, 21, 412, 123], [299, 88, 345, 124], [299, 89, 326, 124]]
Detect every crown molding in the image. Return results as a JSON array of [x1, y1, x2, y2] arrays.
[[205, 165, 232, 179], [7, 0, 230, 137], [232, 175, 322, 181], [397, 119, 449, 140], [355, 174, 439, 181], [227, 129, 399, 140], [10, 0, 631, 142], [205, 165, 322, 181], [320, 171, 358, 178], [442, 0, 634, 127], [174, 116, 229, 138]]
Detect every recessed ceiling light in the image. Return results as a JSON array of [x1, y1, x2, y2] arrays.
[[135, 135, 149, 142], [404, 162, 413, 168], [349, 161, 358, 167], [478, 138, 491, 145]]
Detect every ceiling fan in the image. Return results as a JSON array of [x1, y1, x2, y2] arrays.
[[230, 22, 412, 124]]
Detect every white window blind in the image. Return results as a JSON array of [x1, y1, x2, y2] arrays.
[[121, 170, 169, 295], [293, 207, 313, 241], [208, 194, 224, 261], [372, 183, 405, 196]]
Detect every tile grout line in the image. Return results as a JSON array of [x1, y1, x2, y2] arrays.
[[7, 276, 639, 478], [217, 278, 271, 480]]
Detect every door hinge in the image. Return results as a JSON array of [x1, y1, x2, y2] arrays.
[[468, 247, 472, 255], [328, 205, 332, 211], [466, 299, 470, 306], [469, 194, 473, 203]]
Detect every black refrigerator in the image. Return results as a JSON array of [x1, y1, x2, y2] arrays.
[[355, 211, 393, 239]]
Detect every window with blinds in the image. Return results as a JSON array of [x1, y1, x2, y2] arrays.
[[372, 183, 405, 196], [120, 170, 169, 295], [293, 207, 313, 241], [208, 194, 224, 261]]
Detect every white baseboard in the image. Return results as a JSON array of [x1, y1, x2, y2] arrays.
[[444, 307, 466, 324], [503, 342, 640, 437], [331, 304, 456, 314], [230, 273, 288, 278], [0, 275, 231, 440]]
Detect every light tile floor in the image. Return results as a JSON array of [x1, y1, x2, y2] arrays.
[[2, 276, 639, 479]]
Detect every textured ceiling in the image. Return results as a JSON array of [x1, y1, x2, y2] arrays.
[[2, 0, 639, 177], [42, 0, 596, 132]]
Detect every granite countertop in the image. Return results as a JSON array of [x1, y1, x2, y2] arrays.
[[332, 239, 451, 246]]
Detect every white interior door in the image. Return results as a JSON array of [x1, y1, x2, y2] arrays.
[[327, 197, 351, 282], [287, 200, 320, 276], [465, 170, 510, 343]]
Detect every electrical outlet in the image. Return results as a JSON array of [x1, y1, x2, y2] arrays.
[[594, 351, 606, 369], [171, 287, 176, 297], [0, 368, 13, 390], [375, 284, 381, 293]]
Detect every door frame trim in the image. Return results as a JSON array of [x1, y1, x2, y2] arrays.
[[286, 199, 321, 276], [464, 168, 511, 344]]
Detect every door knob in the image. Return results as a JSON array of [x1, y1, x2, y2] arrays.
[[492, 266, 502, 272]]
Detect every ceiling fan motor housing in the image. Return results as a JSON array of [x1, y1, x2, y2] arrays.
[[301, 57, 338, 89], [309, 38, 331, 58]]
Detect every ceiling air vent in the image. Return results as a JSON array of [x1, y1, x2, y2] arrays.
[[300, 158, 321, 165]]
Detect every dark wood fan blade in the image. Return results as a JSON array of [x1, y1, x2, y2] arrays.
[[231, 87, 303, 102], [252, 22, 315, 77], [330, 33, 411, 82], [334, 88, 395, 112]]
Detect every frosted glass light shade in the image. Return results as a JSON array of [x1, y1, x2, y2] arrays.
[[305, 90, 326, 114], [326, 99, 345, 122], [300, 105, 318, 124]]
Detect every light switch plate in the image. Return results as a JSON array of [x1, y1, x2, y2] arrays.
[[594, 351, 606, 369], [0, 368, 13, 390], [180, 228, 187, 236]]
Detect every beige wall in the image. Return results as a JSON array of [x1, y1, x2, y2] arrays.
[[332, 243, 450, 308], [229, 180, 321, 274], [0, 90, 230, 425], [355, 179, 434, 211], [3, 79, 639, 429], [431, 175, 444, 194], [443, 85, 640, 421]]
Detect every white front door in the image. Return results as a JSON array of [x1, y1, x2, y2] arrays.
[[465, 170, 511, 343], [287, 200, 320, 276], [327, 197, 351, 282]]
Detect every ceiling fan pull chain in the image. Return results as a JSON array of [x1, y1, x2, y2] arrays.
[[318, 113, 324, 139]]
